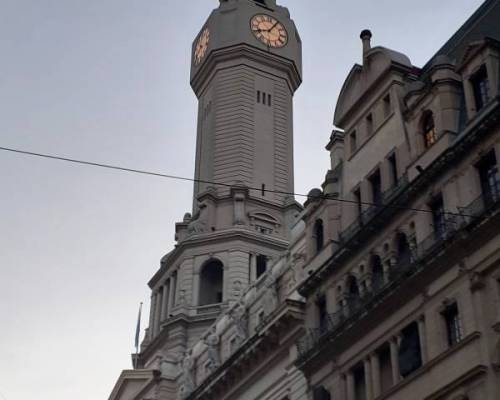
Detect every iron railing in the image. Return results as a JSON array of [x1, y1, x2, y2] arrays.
[[340, 175, 409, 243], [297, 217, 460, 359]]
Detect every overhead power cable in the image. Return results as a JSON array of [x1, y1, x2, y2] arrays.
[[0, 145, 477, 219]]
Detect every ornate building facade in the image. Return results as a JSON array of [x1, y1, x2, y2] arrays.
[[109, 0, 500, 399]]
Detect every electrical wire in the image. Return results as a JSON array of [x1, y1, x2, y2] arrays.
[[0, 145, 477, 219]]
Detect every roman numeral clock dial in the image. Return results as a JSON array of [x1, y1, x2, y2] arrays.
[[250, 14, 288, 48], [194, 27, 210, 65]]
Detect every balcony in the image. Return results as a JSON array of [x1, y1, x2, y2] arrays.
[[297, 228, 457, 361], [339, 175, 409, 244], [296, 187, 500, 364], [459, 181, 500, 222]]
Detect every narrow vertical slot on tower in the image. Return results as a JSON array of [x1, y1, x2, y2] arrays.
[[261, 184, 266, 196], [268, 94, 272, 106], [257, 90, 261, 103]]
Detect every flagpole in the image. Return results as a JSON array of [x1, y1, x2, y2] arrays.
[[134, 302, 143, 370]]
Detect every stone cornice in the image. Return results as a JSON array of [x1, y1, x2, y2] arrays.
[[186, 299, 305, 400], [108, 369, 160, 400], [190, 44, 302, 97]]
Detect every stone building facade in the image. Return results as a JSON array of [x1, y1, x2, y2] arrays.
[[109, 0, 500, 399]]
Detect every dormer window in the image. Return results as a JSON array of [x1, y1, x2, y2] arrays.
[[471, 65, 490, 111], [422, 111, 437, 148]]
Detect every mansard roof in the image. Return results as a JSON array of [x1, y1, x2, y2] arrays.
[[422, 0, 500, 70]]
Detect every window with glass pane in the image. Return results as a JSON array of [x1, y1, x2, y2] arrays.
[[422, 112, 437, 148], [369, 170, 382, 205], [430, 194, 446, 239], [477, 150, 499, 205], [442, 303, 463, 346], [471, 65, 490, 111]]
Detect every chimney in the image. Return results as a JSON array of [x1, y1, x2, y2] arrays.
[[360, 29, 372, 65]]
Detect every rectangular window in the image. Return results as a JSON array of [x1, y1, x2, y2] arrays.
[[398, 322, 422, 378], [353, 364, 367, 400], [317, 295, 328, 333], [477, 149, 500, 205], [369, 169, 382, 205], [442, 303, 463, 347], [268, 93, 272, 106], [350, 130, 357, 154], [388, 153, 398, 186], [429, 194, 446, 239], [257, 90, 261, 103], [383, 94, 391, 118], [256, 255, 267, 278], [354, 188, 362, 217], [471, 65, 490, 111], [366, 113, 373, 136]]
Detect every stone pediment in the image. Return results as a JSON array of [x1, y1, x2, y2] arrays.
[[108, 369, 159, 400]]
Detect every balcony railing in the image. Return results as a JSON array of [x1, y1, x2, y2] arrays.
[[297, 187, 500, 362], [340, 175, 409, 244], [459, 182, 500, 222], [297, 218, 460, 360]]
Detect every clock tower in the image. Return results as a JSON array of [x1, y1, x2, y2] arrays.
[[109, 1, 302, 399], [190, 0, 302, 207]]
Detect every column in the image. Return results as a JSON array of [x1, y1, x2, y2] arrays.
[[161, 282, 169, 321], [148, 293, 156, 338], [463, 78, 476, 119], [154, 289, 162, 336], [364, 357, 373, 400], [418, 316, 428, 364], [346, 371, 355, 400], [371, 352, 381, 398], [390, 336, 400, 385]]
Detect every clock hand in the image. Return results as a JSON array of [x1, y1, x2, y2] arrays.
[[266, 21, 279, 32]]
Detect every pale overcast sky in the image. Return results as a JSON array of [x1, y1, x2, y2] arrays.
[[0, 1, 485, 399]]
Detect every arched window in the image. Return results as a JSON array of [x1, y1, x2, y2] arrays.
[[422, 111, 437, 148], [199, 259, 224, 306], [370, 254, 384, 290], [397, 233, 412, 267], [314, 219, 325, 253]]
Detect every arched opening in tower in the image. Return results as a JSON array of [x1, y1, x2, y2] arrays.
[[199, 260, 224, 306]]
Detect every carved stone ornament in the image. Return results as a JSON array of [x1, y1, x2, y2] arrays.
[[204, 327, 221, 371], [262, 275, 279, 315], [232, 280, 243, 300], [179, 350, 195, 399], [231, 302, 248, 345], [468, 271, 485, 291], [188, 203, 208, 234]]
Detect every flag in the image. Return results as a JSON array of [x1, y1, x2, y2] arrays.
[[135, 302, 143, 351]]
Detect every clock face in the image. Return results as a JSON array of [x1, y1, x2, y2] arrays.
[[194, 28, 210, 65], [250, 14, 288, 48]]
